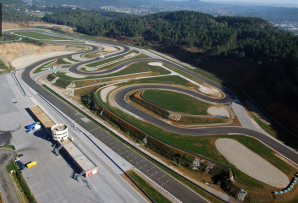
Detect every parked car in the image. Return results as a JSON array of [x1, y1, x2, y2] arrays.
[[18, 154, 23, 157], [19, 164, 26, 170], [14, 158, 20, 162]]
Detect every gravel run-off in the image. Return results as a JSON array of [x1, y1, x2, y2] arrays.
[[11, 51, 77, 70], [215, 138, 289, 188], [101, 86, 117, 102], [208, 106, 229, 117]]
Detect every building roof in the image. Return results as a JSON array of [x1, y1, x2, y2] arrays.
[[29, 105, 55, 128], [63, 141, 96, 171]]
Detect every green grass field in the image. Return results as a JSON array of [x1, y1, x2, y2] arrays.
[[128, 170, 172, 203], [12, 31, 73, 41], [143, 89, 212, 115]]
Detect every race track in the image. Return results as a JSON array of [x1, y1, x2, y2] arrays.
[[9, 29, 298, 202]]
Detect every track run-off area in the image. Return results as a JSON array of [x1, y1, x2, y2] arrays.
[[7, 29, 298, 202]]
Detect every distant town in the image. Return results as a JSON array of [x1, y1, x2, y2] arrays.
[[99, 4, 298, 34]]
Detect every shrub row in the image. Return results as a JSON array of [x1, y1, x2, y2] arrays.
[[81, 90, 104, 113], [179, 116, 225, 124], [130, 92, 170, 118]]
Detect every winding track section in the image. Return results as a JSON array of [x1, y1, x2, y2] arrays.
[[11, 29, 298, 202], [67, 44, 298, 165]]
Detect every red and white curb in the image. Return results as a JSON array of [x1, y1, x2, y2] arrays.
[[228, 133, 298, 167], [134, 167, 183, 203]]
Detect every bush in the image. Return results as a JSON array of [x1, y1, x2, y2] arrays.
[[221, 180, 241, 198], [55, 78, 71, 89], [21, 37, 44, 46], [47, 73, 56, 82]]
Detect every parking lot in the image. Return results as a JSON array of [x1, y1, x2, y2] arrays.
[[0, 73, 147, 203]]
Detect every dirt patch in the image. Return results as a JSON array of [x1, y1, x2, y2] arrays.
[[65, 72, 86, 79], [102, 46, 117, 52], [215, 138, 289, 188], [2, 21, 27, 30], [30, 23, 74, 33], [2, 42, 81, 68], [208, 106, 229, 117], [11, 51, 77, 70]]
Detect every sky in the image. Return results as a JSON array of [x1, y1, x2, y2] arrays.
[[202, 0, 298, 6], [168, 0, 298, 7]]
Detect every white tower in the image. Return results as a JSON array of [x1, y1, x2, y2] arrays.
[[51, 124, 69, 141]]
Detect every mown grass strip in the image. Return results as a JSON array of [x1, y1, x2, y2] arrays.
[[12, 31, 73, 41], [6, 161, 37, 203], [128, 170, 172, 203], [0, 145, 15, 150]]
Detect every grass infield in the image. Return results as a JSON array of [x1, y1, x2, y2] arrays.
[[142, 89, 212, 115], [13, 31, 73, 41]]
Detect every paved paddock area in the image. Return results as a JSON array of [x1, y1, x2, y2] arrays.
[[0, 73, 146, 203]]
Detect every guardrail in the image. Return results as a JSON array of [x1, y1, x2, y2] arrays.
[[11, 72, 26, 96], [274, 174, 298, 194]]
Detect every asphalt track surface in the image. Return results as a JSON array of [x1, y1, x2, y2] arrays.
[[115, 85, 298, 164], [17, 32, 210, 203], [69, 57, 234, 102], [17, 29, 298, 202]]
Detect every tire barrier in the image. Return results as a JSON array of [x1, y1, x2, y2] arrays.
[[274, 173, 298, 194]]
